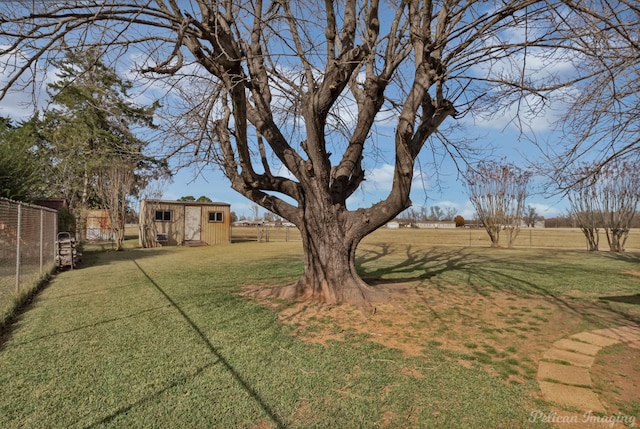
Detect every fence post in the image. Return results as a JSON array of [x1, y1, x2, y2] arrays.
[[54, 211, 58, 261], [530, 229, 532, 248], [15, 203, 22, 293], [40, 209, 44, 272]]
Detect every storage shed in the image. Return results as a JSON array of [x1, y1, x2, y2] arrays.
[[139, 199, 231, 248]]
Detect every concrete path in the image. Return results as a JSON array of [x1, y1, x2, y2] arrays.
[[536, 325, 640, 423]]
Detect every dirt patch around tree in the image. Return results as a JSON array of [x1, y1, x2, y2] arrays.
[[245, 277, 640, 409]]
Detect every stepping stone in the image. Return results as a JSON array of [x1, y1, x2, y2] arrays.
[[553, 338, 601, 356], [570, 332, 620, 347], [538, 381, 606, 413], [543, 348, 595, 368], [537, 361, 593, 386], [537, 326, 640, 421], [591, 327, 640, 343]]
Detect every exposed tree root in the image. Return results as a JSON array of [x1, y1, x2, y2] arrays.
[[244, 279, 394, 313]]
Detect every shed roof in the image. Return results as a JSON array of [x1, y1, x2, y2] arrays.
[[142, 199, 231, 206]]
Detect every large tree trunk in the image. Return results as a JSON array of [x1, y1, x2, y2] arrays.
[[296, 225, 367, 304], [273, 204, 377, 306], [487, 227, 500, 248], [77, 168, 90, 242]]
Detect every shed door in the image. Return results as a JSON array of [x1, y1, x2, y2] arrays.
[[184, 206, 201, 241]]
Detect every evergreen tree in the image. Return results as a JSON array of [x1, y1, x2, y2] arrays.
[[0, 116, 49, 202], [43, 47, 166, 242]]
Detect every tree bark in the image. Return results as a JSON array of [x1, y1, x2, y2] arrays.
[[580, 226, 599, 251], [77, 167, 90, 242], [605, 228, 628, 252], [273, 204, 376, 306]]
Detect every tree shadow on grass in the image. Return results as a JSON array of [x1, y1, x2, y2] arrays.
[[356, 244, 640, 328], [83, 363, 215, 429], [96, 259, 287, 429], [80, 247, 167, 268], [6, 304, 170, 350], [0, 247, 169, 350], [600, 294, 640, 305]]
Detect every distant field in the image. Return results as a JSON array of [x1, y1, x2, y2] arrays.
[[232, 226, 640, 251]]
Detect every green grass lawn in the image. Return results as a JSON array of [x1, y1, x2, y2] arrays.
[[0, 238, 638, 428]]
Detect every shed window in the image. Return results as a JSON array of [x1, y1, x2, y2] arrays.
[[155, 210, 172, 221], [208, 211, 224, 222]]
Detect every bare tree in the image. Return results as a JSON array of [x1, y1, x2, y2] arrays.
[[398, 208, 419, 226], [594, 161, 639, 252], [425, 205, 456, 221], [567, 174, 601, 251], [543, 0, 640, 180], [250, 204, 260, 223], [523, 205, 540, 228], [137, 178, 169, 249], [443, 207, 457, 222], [0, 1, 629, 304], [566, 160, 640, 252], [466, 161, 531, 248], [428, 206, 444, 221], [95, 161, 136, 251]]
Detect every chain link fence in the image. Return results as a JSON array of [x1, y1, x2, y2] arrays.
[[1, 198, 58, 322], [231, 225, 301, 243], [231, 224, 640, 251]]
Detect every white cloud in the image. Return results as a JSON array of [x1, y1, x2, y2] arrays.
[[458, 201, 478, 220], [365, 163, 430, 191], [366, 164, 394, 190]]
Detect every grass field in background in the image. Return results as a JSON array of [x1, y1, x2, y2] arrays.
[[0, 235, 638, 428], [233, 226, 640, 251]]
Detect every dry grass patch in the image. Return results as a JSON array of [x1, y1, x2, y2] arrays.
[[257, 281, 591, 384]]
